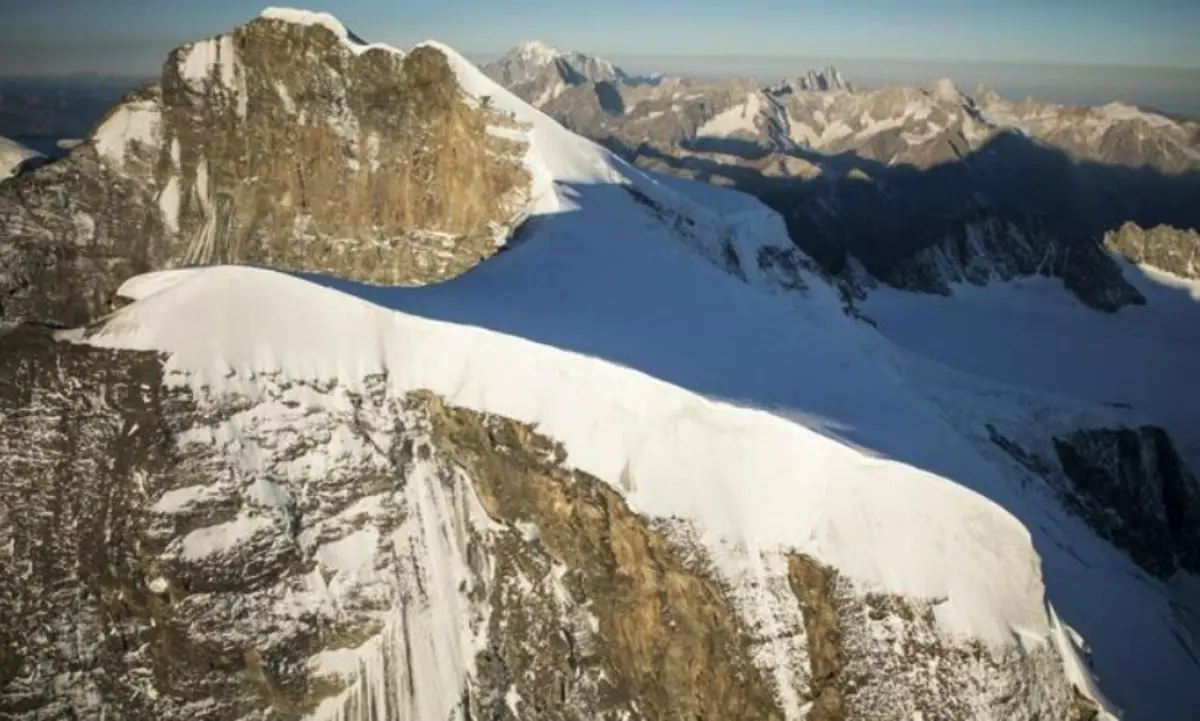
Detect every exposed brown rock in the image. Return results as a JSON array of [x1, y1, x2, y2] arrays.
[[0, 17, 531, 327], [785, 553, 1082, 721], [422, 392, 786, 720], [1104, 221, 1200, 279]]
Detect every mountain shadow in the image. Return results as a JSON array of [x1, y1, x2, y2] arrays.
[[602, 129, 1200, 303]]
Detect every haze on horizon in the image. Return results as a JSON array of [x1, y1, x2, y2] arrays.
[[0, 0, 1197, 116]]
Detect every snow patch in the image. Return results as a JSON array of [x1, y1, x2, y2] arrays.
[[697, 92, 763, 137], [178, 512, 274, 561], [91, 100, 162, 170], [158, 175, 181, 233], [152, 483, 225, 514]]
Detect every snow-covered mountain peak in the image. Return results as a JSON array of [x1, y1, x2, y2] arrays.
[[512, 39, 563, 62], [482, 40, 628, 105], [925, 76, 964, 104]]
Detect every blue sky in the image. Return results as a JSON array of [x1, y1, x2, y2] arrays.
[[0, 0, 1197, 75]]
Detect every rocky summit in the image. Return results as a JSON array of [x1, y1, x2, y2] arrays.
[[0, 12, 530, 327], [1, 7, 1199, 721]]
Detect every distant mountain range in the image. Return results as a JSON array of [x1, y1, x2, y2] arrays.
[[482, 43, 1200, 306]]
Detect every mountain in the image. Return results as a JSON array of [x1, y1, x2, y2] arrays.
[[0, 8, 530, 327], [2, 7, 1199, 721], [769, 65, 855, 93], [481, 41, 631, 107], [493, 52, 1200, 310], [0, 136, 44, 180]]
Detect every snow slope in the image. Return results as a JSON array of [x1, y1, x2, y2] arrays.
[[65, 10, 1189, 718], [860, 261, 1200, 472], [0, 136, 44, 180]]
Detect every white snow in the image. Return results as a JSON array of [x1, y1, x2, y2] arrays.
[[177, 35, 247, 116], [860, 267, 1200, 471], [91, 100, 162, 170], [926, 77, 963, 105], [1098, 101, 1176, 128], [697, 92, 762, 137], [859, 266, 1200, 721], [85, 260, 1048, 651], [158, 175, 181, 233], [178, 512, 274, 561], [0, 136, 43, 180], [305, 459, 489, 721], [152, 483, 225, 514], [314, 528, 379, 584]]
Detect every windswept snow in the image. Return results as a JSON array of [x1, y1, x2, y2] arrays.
[[260, 7, 404, 57], [178, 34, 248, 118]]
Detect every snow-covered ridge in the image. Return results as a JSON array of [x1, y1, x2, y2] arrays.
[[259, 6, 404, 56], [80, 263, 1048, 649]]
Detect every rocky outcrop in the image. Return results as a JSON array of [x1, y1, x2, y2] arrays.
[[0, 325, 1092, 719], [986, 421, 1200, 580], [0, 16, 530, 327], [1054, 426, 1200, 578], [882, 207, 1145, 312], [786, 554, 1093, 721], [1104, 221, 1200, 279]]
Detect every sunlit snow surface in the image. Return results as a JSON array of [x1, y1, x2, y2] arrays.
[[70, 8, 1200, 721]]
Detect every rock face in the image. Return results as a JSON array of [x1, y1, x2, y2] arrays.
[[986, 421, 1200, 581], [769, 66, 854, 94], [880, 207, 1145, 312], [488, 46, 1200, 308], [1054, 426, 1200, 578], [0, 325, 1088, 720], [1104, 221, 1200, 279], [0, 16, 530, 327]]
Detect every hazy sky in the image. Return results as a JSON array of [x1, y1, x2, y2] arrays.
[[0, 1, 1197, 112]]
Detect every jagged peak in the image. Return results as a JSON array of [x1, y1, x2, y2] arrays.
[[771, 64, 854, 93]]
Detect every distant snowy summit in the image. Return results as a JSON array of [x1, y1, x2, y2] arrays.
[[769, 64, 856, 94], [481, 39, 629, 104]]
